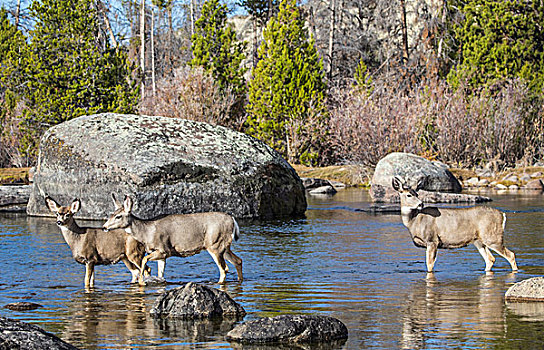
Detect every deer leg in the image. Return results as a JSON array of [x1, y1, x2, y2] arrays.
[[426, 243, 438, 273], [121, 258, 140, 283], [474, 240, 495, 271], [489, 244, 518, 271], [208, 250, 228, 284], [224, 247, 243, 282], [157, 259, 165, 279], [139, 251, 167, 285], [85, 262, 95, 288]]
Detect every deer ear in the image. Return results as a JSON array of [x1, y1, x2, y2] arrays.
[[415, 176, 427, 191], [123, 195, 133, 212], [70, 199, 81, 214], [45, 196, 60, 212], [392, 177, 402, 191], [111, 193, 122, 209]]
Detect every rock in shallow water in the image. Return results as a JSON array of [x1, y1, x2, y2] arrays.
[[0, 317, 79, 349], [149, 282, 246, 319], [26, 113, 306, 220], [505, 277, 544, 301], [226, 314, 348, 344]]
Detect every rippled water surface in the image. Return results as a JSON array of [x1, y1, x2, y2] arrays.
[[2, 188, 544, 349]]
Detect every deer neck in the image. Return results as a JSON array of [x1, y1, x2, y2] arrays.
[[58, 219, 86, 249], [125, 214, 149, 243], [400, 207, 420, 228]]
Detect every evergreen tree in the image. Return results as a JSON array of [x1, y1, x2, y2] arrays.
[[245, 0, 327, 164], [448, 0, 544, 91], [18, 0, 139, 159], [0, 8, 27, 130], [190, 0, 246, 127]]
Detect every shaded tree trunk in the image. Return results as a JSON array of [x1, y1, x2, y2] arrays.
[[140, 0, 146, 100]]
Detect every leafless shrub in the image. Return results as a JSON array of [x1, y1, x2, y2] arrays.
[[328, 78, 544, 168], [0, 99, 31, 168], [140, 66, 242, 130], [328, 82, 420, 166]]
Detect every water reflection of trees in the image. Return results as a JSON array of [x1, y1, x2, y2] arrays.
[[400, 273, 516, 349]]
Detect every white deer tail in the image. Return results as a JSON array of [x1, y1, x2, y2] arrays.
[[502, 212, 507, 231], [232, 217, 240, 241]]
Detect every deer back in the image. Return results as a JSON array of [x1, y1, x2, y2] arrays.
[[408, 206, 504, 249]]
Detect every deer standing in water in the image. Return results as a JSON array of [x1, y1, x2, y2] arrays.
[[392, 176, 518, 273], [45, 196, 150, 288], [102, 194, 243, 285]]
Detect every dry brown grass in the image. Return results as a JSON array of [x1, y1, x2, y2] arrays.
[[0, 167, 30, 184]]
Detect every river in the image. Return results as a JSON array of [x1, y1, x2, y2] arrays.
[[1, 188, 544, 349]]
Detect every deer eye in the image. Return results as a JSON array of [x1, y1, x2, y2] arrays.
[[115, 215, 122, 220]]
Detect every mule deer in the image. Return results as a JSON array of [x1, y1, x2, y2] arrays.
[[102, 194, 243, 285], [45, 196, 150, 288], [392, 176, 518, 273]]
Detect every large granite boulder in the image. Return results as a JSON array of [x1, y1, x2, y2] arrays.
[[149, 282, 246, 319], [371, 152, 466, 203], [26, 113, 306, 220], [226, 314, 348, 345], [0, 317, 79, 349]]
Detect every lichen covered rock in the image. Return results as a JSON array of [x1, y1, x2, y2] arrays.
[[0, 317, 79, 349], [149, 282, 246, 319], [226, 314, 348, 345], [26, 113, 306, 220]]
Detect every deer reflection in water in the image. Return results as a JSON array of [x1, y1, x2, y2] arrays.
[[401, 273, 517, 349]]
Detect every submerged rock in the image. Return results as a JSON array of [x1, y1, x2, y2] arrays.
[[226, 314, 348, 345], [149, 282, 246, 319], [0, 317, 79, 349], [26, 113, 306, 220], [4, 302, 42, 311]]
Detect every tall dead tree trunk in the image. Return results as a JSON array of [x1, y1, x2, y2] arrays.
[[327, 0, 336, 81], [151, 8, 156, 95], [140, 0, 146, 101], [15, 0, 20, 28], [97, 0, 118, 48], [400, 0, 409, 62]]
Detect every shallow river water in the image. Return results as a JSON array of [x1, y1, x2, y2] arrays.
[[1, 188, 544, 349]]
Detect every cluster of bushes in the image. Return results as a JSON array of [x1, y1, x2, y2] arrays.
[[1, 0, 544, 170]]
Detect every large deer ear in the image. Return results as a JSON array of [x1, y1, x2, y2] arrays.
[[415, 176, 427, 191], [111, 193, 122, 209], [70, 199, 81, 214], [392, 176, 402, 191], [123, 195, 133, 213], [45, 196, 61, 213]]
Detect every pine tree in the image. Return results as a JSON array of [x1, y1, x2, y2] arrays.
[[448, 0, 544, 91], [18, 0, 139, 159], [245, 0, 327, 164], [190, 0, 246, 127], [0, 8, 27, 129]]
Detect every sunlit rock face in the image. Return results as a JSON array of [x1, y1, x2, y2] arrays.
[[27, 113, 306, 220]]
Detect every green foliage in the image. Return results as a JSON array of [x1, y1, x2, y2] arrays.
[[448, 0, 544, 91], [190, 0, 247, 121], [238, 0, 278, 26], [245, 0, 327, 164], [0, 8, 27, 127], [353, 59, 373, 95], [5, 0, 139, 160]]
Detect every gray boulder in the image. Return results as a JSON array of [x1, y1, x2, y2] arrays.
[[149, 282, 246, 319], [226, 314, 348, 345], [26, 113, 306, 220], [0, 317, 79, 349], [370, 152, 462, 202], [505, 277, 544, 302]]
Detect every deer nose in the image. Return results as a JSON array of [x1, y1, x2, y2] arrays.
[[102, 226, 109, 232]]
